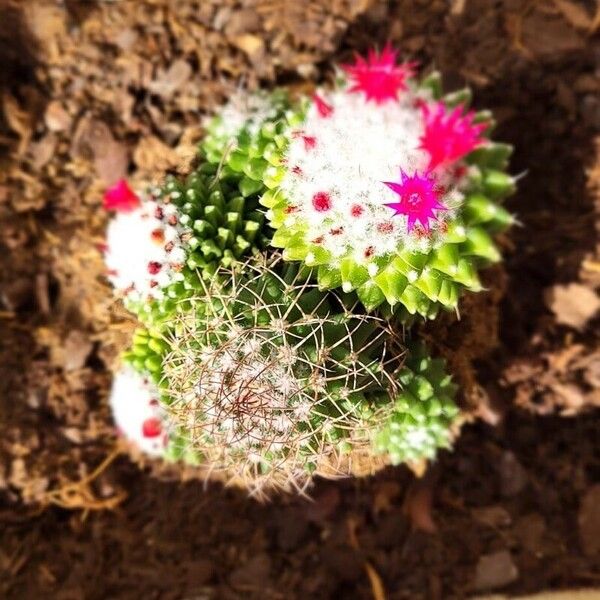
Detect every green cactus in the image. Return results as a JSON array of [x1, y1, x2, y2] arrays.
[[200, 89, 293, 196], [121, 257, 458, 493], [257, 72, 516, 320], [373, 341, 459, 464], [121, 161, 271, 325]]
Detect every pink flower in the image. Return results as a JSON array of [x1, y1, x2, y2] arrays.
[[383, 170, 447, 232], [312, 93, 333, 117], [303, 135, 317, 150], [103, 179, 140, 212], [420, 102, 486, 169], [342, 44, 416, 104]]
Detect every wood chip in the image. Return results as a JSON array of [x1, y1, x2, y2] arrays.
[[133, 135, 179, 174], [553, 0, 593, 30], [44, 101, 72, 132]]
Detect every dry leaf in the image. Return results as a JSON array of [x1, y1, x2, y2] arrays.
[[29, 134, 58, 170], [545, 283, 600, 330], [71, 116, 129, 184], [62, 331, 93, 372], [2, 93, 32, 155]]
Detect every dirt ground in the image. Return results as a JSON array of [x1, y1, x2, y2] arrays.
[[0, 1, 599, 598]]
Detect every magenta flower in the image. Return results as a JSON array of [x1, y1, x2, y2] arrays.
[[103, 179, 141, 213], [383, 170, 447, 232], [420, 102, 487, 169], [312, 93, 333, 118], [342, 44, 416, 104]]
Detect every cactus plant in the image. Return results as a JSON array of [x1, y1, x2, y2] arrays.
[[112, 257, 458, 494], [103, 45, 516, 494], [258, 45, 516, 318], [103, 91, 294, 324], [104, 171, 269, 324]]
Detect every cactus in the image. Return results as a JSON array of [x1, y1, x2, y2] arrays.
[[103, 91, 294, 323], [104, 168, 270, 324], [102, 46, 516, 494], [115, 257, 458, 494], [258, 46, 516, 318], [200, 89, 291, 178]]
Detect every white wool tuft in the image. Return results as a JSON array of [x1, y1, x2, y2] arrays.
[[105, 191, 188, 304], [209, 90, 280, 142], [109, 368, 168, 457], [280, 89, 464, 263]]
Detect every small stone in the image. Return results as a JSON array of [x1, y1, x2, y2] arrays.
[[473, 550, 519, 591]]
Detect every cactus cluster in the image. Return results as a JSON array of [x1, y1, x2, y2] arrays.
[[261, 48, 515, 319], [103, 45, 515, 493]]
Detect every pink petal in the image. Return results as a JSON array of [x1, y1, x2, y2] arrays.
[[103, 180, 140, 213]]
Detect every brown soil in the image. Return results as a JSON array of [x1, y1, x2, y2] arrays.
[[1, 1, 599, 598]]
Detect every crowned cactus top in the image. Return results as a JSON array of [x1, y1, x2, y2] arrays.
[[262, 45, 516, 317], [206, 89, 284, 144], [109, 367, 168, 457], [104, 181, 188, 305], [277, 84, 471, 259]]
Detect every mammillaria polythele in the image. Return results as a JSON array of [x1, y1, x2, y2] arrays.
[[102, 45, 515, 494], [260, 45, 515, 318]]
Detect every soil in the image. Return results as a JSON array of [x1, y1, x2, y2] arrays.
[[1, 1, 599, 599]]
